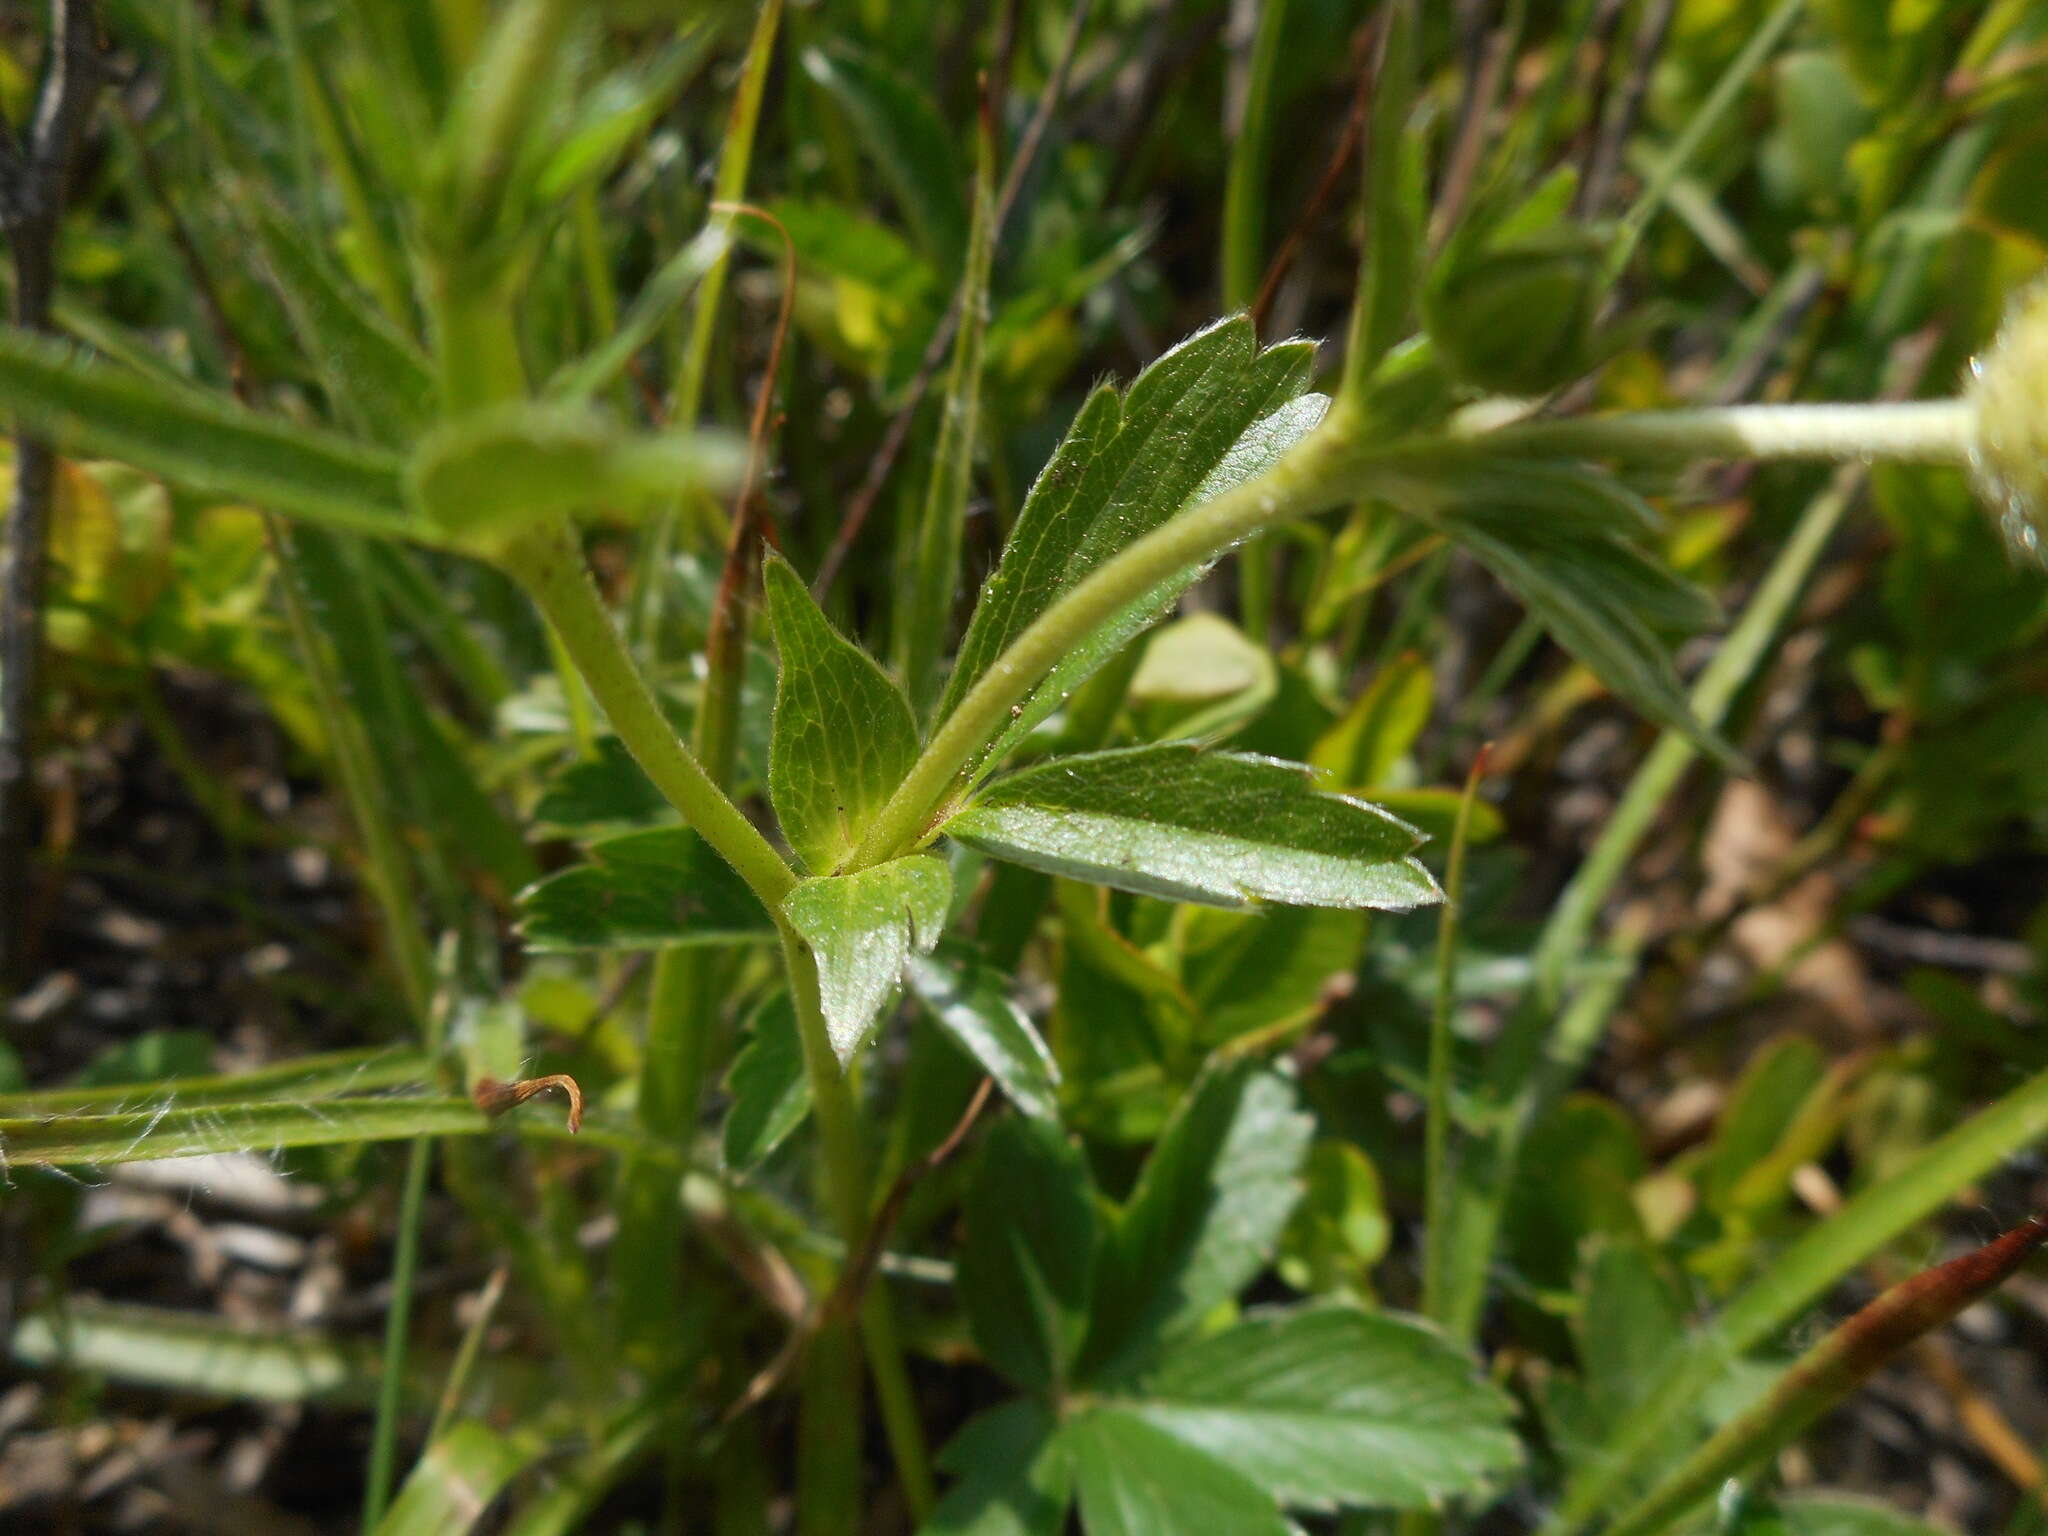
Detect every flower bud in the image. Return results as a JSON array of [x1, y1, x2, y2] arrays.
[[1967, 281, 2048, 563], [1422, 231, 1604, 397]]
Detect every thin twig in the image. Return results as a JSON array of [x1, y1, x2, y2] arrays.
[[812, 0, 1093, 599], [0, 0, 103, 984]]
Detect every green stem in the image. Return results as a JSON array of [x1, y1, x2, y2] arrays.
[[777, 925, 938, 1520], [503, 520, 796, 911], [1421, 752, 1486, 1325], [1470, 398, 1975, 468], [366, 1135, 435, 1526]]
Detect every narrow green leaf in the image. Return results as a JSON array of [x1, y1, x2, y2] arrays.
[[535, 31, 713, 199], [782, 855, 952, 1062], [1129, 1306, 1522, 1511], [944, 744, 1441, 911], [1, 1097, 489, 1167], [241, 190, 436, 446], [1601, 1215, 2048, 1536], [377, 1421, 546, 1536], [722, 993, 811, 1173], [12, 1303, 388, 1406], [764, 555, 920, 874], [0, 1045, 429, 1118], [898, 107, 996, 715], [517, 827, 773, 951], [497, 1398, 670, 1536], [545, 225, 731, 403], [1345, 0, 1422, 392], [1063, 1407, 1293, 1536], [906, 945, 1060, 1122], [958, 1116, 1098, 1395], [943, 317, 1328, 768], [801, 41, 968, 265], [924, 1401, 1073, 1536], [290, 523, 536, 900], [1080, 1060, 1314, 1382], [0, 328, 415, 539], [406, 402, 741, 547]]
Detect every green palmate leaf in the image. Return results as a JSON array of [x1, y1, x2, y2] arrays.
[[764, 556, 920, 874], [0, 328, 416, 539], [1080, 1060, 1315, 1382], [782, 856, 952, 1062], [1128, 1306, 1522, 1512], [801, 41, 968, 266], [376, 1421, 546, 1536], [924, 1401, 1073, 1536], [517, 827, 773, 951], [944, 744, 1441, 911], [722, 993, 810, 1174], [1577, 1238, 1690, 1435], [1063, 1407, 1294, 1536], [958, 1116, 1098, 1395], [942, 316, 1328, 771], [240, 191, 436, 446], [533, 736, 669, 832], [906, 944, 1060, 1122], [406, 402, 741, 548]]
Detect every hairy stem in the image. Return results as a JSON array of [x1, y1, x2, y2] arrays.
[[1470, 398, 1975, 467], [777, 925, 937, 1519], [503, 520, 796, 911]]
